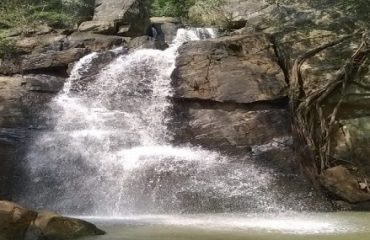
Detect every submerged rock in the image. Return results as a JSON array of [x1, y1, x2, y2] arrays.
[[0, 200, 105, 240]]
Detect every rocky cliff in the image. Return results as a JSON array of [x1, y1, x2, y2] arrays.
[[173, 0, 370, 210], [233, 0, 370, 209], [0, 0, 153, 200], [1, 0, 370, 212]]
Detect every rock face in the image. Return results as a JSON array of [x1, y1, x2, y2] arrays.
[[235, 1, 370, 208], [0, 201, 37, 240], [172, 33, 289, 151], [0, 201, 104, 240], [150, 17, 182, 45], [172, 34, 287, 104], [79, 0, 151, 37], [171, 32, 330, 210], [0, 74, 65, 199], [0, 32, 126, 75], [27, 212, 105, 240], [173, 101, 291, 151]]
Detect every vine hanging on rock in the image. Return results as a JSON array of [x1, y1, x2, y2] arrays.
[[290, 31, 370, 175]]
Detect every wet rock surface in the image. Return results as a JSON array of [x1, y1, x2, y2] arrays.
[[0, 201, 105, 240]]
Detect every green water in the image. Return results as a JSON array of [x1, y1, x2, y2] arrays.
[[81, 212, 370, 240]]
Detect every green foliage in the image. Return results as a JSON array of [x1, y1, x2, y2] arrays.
[[151, 0, 196, 17], [269, 0, 370, 23], [0, 0, 94, 31], [188, 0, 230, 28], [0, 34, 18, 58], [151, 0, 232, 28], [328, 0, 370, 22]]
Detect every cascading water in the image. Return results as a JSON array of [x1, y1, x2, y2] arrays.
[[18, 28, 303, 216]]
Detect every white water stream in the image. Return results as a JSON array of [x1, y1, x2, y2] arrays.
[[19, 28, 314, 216]]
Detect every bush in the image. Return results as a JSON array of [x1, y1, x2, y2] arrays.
[[151, 0, 233, 28], [0, 35, 19, 58], [188, 0, 230, 27], [268, 0, 370, 23], [0, 0, 94, 31], [151, 0, 195, 17]]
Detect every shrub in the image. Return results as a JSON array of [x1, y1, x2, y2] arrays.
[[0, 34, 19, 58], [188, 0, 231, 28], [151, 0, 195, 18], [0, 0, 94, 31]]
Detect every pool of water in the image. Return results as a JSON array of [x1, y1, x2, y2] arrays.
[[80, 212, 370, 240]]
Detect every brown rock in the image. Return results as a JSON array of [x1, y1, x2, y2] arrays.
[[319, 166, 370, 203], [78, 21, 116, 35], [0, 48, 89, 74], [15, 34, 66, 54], [172, 33, 287, 104], [92, 0, 151, 37], [0, 201, 105, 240], [0, 201, 38, 240], [27, 212, 105, 240], [187, 108, 290, 149], [68, 32, 125, 52]]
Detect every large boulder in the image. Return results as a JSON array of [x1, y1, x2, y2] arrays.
[[189, 0, 270, 29], [79, 0, 151, 37], [173, 101, 291, 151], [78, 20, 116, 35], [171, 33, 290, 152], [26, 212, 105, 240], [0, 201, 105, 240], [150, 17, 182, 45], [0, 201, 37, 240], [172, 33, 287, 104], [319, 166, 370, 203]]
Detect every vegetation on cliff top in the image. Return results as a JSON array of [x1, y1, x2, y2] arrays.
[[0, 0, 94, 58], [151, 0, 232, 28], [151, 0, 196, 18], [0, 0, 93, 31]]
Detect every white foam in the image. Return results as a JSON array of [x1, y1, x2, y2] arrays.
[[76, 213, 363, 235]]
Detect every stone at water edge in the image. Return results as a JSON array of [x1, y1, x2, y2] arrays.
[[26, 212, 106, 240], [0, 200, 105, 240], [319, 166, 370, 203], [0, 201, 38, 240]]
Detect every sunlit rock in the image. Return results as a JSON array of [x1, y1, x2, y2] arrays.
[[0, 201, 105, 240]]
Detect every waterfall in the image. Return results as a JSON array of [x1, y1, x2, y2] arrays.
[[18, 28, 297, 216]]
